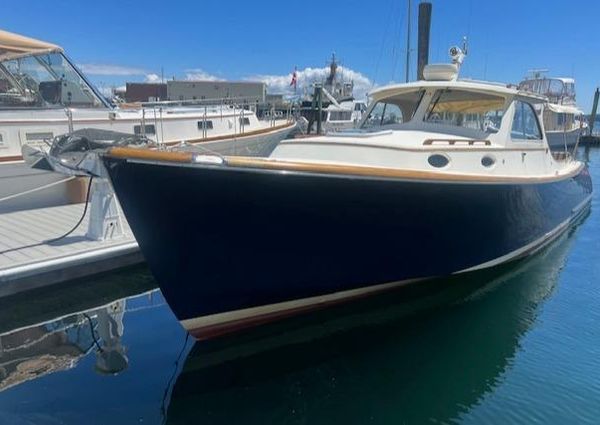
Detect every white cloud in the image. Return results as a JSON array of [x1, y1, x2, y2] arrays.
[[144, 73, 162, 83], [183, 68, 223, 81], [77, 63, 147, 76], [246, 66, 375, 99], [96, 86, 113, 97], [81, 62, 375, 101]]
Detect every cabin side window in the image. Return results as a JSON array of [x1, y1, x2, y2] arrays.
[[424, 89, 505, 133], [134, 124, 156, 135], [239, 117, 250, 126], [361, 90, 424, 129], [198, 120, 214, 130], [511, 101, 542, 141]]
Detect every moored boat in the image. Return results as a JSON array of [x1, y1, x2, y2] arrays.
[[0, 29, 295, 212], [100, 48, 593, 340], [297, 54, 367, 134], [518, 71, 586, 151]]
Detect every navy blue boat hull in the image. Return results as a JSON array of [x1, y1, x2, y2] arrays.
[[103, 157, 592, 339]]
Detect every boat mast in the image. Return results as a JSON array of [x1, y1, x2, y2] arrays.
[[405, 0, 411, 82]]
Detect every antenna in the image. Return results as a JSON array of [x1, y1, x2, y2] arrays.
[[526, 68, 549, 79], [405, 0, 412, 83]]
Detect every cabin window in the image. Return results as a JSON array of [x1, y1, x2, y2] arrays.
[[548, 80, 564, 97], [511, 101, 542, 140], [361, 90, 424, 129], [425, 89, 505, 133], [0, 133, 4, 146], [0, 52, 104, 108], [134, 124, 156, 135], [239, 117, 250, 126], [329, 111, 352, 121], [198, 120, 214, 130]]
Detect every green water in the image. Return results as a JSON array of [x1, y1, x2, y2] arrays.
[[0, 148, 599, 424]]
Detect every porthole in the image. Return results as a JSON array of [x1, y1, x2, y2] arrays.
[[481, 155, 496, 168], [428, 154, 449, 168]]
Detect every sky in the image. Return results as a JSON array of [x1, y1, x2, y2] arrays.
[[3, 0, 599, 110]]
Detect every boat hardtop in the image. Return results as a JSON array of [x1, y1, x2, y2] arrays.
[[0, 28, 63, 60]]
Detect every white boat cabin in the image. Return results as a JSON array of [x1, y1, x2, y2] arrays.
[[323, 100, 367, 132], [272, 77, 579, 178]]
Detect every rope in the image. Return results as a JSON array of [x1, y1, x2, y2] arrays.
[[45, 176, 94, 243], [0, 176, 75, 204], [83, 312, 104, 353], [160, 332, 191, 424]]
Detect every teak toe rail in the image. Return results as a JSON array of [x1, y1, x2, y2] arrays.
[[106, 147, 583, 184]]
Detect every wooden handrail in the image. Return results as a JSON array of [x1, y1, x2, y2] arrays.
[[423, 139, 491, 146]]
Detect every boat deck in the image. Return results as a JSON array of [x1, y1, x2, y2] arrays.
[[0, 203, 142, 297]]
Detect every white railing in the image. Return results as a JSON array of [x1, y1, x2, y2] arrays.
[[126, 96, 296, 144]]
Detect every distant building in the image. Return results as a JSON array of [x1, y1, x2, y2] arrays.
[[125, 83, 167, 102], [266, 93, 285, 104], [167, 80, 266, 103]]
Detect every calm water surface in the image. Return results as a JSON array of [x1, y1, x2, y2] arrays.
[[0, 148, 599, 424]]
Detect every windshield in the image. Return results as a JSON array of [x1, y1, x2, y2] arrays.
[[361, 90, 424, 129], [0, 52, 105, 108], [425, 89, 506, 133], [519, 78, 574, 103]]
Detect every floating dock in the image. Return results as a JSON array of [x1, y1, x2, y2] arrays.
[[0, 203, 142, 297]]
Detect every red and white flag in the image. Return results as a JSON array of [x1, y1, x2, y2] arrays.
[[290, 67, 297, 90]]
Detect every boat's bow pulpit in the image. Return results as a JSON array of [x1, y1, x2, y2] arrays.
[[22, 129, 148, 241]]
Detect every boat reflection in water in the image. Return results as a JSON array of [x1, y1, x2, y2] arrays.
[[0, 290, 157, 392], [164, 219, 585, 424]]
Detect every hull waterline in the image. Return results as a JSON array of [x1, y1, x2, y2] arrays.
[[102, 153, 593, 339]]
